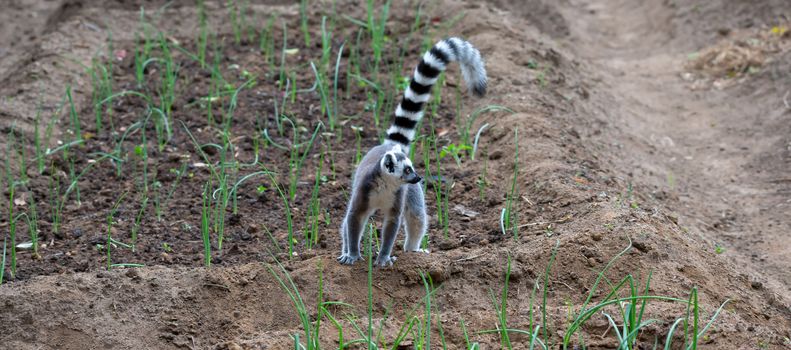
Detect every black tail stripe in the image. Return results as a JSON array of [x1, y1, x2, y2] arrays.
[[409, 80, 432, 95], [393, 116, 418, 129], [400, 98, 424, 113], [417, 59, 441, 79], [445, 39, 460, 60], [429, 47, 449, 65], [387, 132, 410, 145]]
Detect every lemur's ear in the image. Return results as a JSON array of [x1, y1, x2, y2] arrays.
[[383, 154, 395, 173]]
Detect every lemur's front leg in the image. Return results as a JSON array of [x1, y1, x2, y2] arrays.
[[375, 215, 401, 267], [375, 189, 404, 267], [338, 207, 369, 265]]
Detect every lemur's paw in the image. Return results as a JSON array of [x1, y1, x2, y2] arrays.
[[337, 253, 362, 265], [374, 255, 397, 268]]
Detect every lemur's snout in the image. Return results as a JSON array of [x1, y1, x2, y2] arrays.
[[408, 175, 422, 184]]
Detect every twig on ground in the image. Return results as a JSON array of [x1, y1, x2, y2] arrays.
[[455, 254, 483, 262]]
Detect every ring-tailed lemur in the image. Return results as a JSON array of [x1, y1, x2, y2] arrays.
[[338, 37, 487, 267]]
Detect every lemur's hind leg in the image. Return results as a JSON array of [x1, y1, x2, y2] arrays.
[[403, 183, 429, 252]]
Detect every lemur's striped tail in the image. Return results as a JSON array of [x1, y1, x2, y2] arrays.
[[385, 37, 487, 151]]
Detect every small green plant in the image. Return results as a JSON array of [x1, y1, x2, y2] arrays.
[[278, 21, 289, 91], [227, 0, 243, 45], [134, 32, 147, 87], [463, 105, 514, 151], [182, 122, 254, 253], [411, 272, 440, 348], [44, 147, 108, 234], [491, 255, 514, 348], [15, 194, 40, 259], [332, 42, 345, 136], [4, 132, 18, 278], [310, 62, 335, 131], [299, 0, 311, 47], [284, 118, 323, 201], [105, 192, 129, 270], [88, 60, 113, 133], [461, 319, 480, 349], [367, 0, 391, 72], [562, 238, 729, 349], [33, 106, 45, 174], [305, 150, 324, 249], [65, 148, 81, 205], [0, 238, 6, 285], [601, 271, 656, 350], [130, 195, 148, 251], [267, 259, 349, 350], [477, 147, 489, 200], [478, 243, 557, 349], [153, 163, 187, 221], [197, 0, 208, 68], [502, 128, 520, 238], [352, 126, 364, 164], [439, 143, 472, 167], [154, 33, 178, 149], [66, 85, 82, 142], [265, 172, 295, 257], [134, 7, 154, 87], [714, 244, 725, 254], [200, 181, 212, 267], [259, 13, 278, 66]]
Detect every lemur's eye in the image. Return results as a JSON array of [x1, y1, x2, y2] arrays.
[[404, 167, 412, 174]]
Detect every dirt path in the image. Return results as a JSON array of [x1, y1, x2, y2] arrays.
[[561, 0, 791, 303]]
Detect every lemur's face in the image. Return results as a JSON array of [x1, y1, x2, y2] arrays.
[[381, 151, 422, 184]]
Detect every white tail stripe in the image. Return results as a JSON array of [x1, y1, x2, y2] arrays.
[[421, 51, 447, 71], [386, 126, 416, 140], [413, 69, 439, 86], [433, 41, 456, 61], [405, 87, 431, 103], [395, 105, 424, 121]]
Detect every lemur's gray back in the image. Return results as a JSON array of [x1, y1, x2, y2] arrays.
[[384, 37, 487, 152], [350, 144, 390, 193]]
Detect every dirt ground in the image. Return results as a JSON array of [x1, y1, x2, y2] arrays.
[[1, 0, 789, 349]]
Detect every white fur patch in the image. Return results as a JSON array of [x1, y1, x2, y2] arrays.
[[413, 68, 438, 86], [395, 105, 424, 121], [405, 87, 431, 103], [447, 37, 469, 59], [386, 126, 416, 141], [434, 40, 456, 61], [422, 51, 446, 71], [383, 141, 410, 154]]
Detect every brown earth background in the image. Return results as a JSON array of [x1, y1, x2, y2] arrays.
[[0, 0, 790, 349]]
